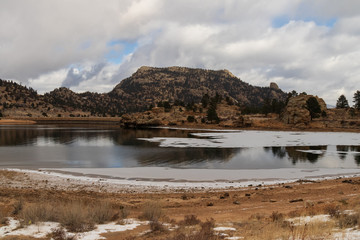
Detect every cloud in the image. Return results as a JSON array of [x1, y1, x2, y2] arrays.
[[1, 0, 360, 105]]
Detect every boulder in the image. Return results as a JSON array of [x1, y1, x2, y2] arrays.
[[281, 94, 327, 125]]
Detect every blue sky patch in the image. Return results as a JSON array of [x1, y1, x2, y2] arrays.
[[272, 15, 337, 28], [106, 40, 138, 64]]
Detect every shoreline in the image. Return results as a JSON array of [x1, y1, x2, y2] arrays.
[[3, 167, 360, 193], [1, 117, 360, 132]]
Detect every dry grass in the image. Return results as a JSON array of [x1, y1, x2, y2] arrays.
[[140, 201, 163, 221], [59, 201, 95, 232], [234, 219, 335, 240], [178, 215, 201, 226], [18, 200, 116, 232], [12, 199, 23, 215], [337, 212, 360, 229], [21, 202, 56, 225], [0, 209, 9, 226], [171, 218, 219, 240], [47, 227, 76, 240], [90, 201, 113, 224]]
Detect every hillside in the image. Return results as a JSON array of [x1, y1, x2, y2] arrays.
[[110, 66, 286, 112], [0, 66, 287, 118]]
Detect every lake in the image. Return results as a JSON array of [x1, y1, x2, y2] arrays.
[[1, 125, 360, 169]]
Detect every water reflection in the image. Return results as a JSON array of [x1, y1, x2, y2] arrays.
[[136, 148, 239, 167], [1, 125, 360, 169], [336, 145, 360, 165]]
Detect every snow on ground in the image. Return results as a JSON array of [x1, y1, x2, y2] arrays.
[[214, 226, 237, 231], [0, 218, 144, 239], [287, 214, 331, 225], [4, 167, 360, 192], [0, 218, 60, 238], [333, 229, 360, 240], [139, 130, 360, 148]]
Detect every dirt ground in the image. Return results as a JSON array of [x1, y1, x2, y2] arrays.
[[1, 170, 360, 239]]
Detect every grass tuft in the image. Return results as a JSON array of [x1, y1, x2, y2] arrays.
[[141, 201, 163, 221], [179, 215, 201, 226], [48, 227, 76, 240]]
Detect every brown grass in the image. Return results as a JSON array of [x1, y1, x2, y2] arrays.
[[178, 215, 201, 226], [18, 200, 116, 232], [140, 201, 163, 221], [21, 202, 56, 225], [171, 218, 219, 240], [47, 227, 76, 240]]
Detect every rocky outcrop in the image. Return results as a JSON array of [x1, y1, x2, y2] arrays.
[[270, 82, 279, 90], [281, 94, 327, 126]]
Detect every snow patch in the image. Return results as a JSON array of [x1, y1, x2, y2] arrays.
[[0, 218, 144, 239], [214, 226, 237, 231], [140, 130, 360, 148], [287, 214, 331, 225]]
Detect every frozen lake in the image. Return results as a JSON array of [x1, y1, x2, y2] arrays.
[[1, 125, 360, 170]]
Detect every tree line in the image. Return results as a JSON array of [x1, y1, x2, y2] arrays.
[[336, 91, 360, 110]]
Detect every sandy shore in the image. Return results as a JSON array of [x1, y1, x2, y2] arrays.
[[0, 119, 36, 125]]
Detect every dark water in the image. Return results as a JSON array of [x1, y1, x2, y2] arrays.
[[0, 125, 360, 169]]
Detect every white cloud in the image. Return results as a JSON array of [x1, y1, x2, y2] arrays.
[[1, 0, 360, 105]]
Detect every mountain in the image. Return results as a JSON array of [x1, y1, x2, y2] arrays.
[[0, 66, 287, 118], [110, 66, 286, 112]]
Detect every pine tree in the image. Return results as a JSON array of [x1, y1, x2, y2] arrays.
[[336, 95, 349, 108], [207, 100, 219, 123], [353, 91, 360, 110]]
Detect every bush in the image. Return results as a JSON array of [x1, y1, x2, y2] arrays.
[[337, 212, 360, 229], [270, 211, 284, 222], [324, 203, 340, 218], [120, 206, 130, 219], [12, 199, 24, 215], [179, 215, 201, 226], [150, 220, 167, 233], [21, 202, 56, 224], [141, 202, 163, 221], [91, 201, 113, 224], [187, 115, 195, 123], [48, 227, 76, 240], [59, 202, 94, 232]]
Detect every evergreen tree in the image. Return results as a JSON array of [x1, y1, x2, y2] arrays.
[[336, 95, 349, 108], [353, 90, 360, 110], [207, 100, 219, 123], [201, 94, 210, 108], [306, 97, 321, 120]]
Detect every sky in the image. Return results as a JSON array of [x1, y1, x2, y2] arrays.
[[1, 0, 360, 105]]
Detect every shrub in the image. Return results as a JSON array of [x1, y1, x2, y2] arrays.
[[179, 215, 201, 226], [12, 199, 24, 215], [141, 202, 163, 221], [337, 212, 360, 229], [120, 206, 130, 219], [150, 220, 167, 233], [48, 227, 76, 240], [187, 115, 195, 123], [59, 202, 94, 232], [91, 201, 113, 224], [270, 211, 284, 222], [21, 202, 56, 224], [324, 203, 340, 218], [0, 209, 8, 225]]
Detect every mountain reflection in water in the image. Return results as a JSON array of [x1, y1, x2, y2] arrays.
[[0, 125, 360, 169]]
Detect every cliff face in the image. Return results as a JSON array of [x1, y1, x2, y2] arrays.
[[110, 66, 287, 112]]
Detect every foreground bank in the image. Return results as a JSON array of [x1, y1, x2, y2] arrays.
[[1, 169, 360, 239]]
